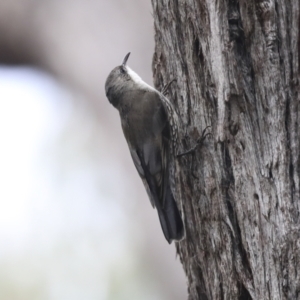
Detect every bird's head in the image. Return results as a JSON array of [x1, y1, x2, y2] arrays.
[[105, 52, 154, 108], [105, 52, 132, 107]]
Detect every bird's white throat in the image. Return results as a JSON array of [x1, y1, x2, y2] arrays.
[[126, 67, 156, 92]]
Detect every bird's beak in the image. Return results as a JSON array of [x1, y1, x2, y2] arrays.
[[122, 52, 131, 67]]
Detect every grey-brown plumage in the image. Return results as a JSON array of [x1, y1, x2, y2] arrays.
[[105, 53, 184, 243]]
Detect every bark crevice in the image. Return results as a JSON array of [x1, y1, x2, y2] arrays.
[[151, 0, 300, 298]]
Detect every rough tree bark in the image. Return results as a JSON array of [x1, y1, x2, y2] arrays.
[[151, 0, 300, 299]]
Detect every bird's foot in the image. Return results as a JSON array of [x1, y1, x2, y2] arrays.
[[177, 126, 211, 157], [162, 79, 177, 96]]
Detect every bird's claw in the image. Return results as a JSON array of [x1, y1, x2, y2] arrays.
[[162, 79, 177, 96], [177, 126, 211, 157]]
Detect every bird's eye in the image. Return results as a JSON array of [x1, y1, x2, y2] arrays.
[[120, 66, 126, 74]]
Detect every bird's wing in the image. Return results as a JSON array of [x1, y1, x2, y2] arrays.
[[133, 132, 183, 243], [131, 122, 170, 211], [119, 90, 183, 242], [129, 148, 156, 208], [123, 90, 169, 209]]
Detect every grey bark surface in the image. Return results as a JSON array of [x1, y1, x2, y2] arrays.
[[151, 0, 300, 299]]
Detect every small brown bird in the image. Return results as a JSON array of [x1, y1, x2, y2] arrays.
[[105, 53, 184, 243]]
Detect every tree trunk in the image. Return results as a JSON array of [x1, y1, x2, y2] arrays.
[[151, 0, 300, 299]]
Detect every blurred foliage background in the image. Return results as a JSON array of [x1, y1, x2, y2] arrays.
[[0, 0, 187, 299]]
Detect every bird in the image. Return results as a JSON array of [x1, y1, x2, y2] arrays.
[[105, 52, 184, 243]]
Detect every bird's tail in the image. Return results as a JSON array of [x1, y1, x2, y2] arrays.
[[156, 188, 184, 243]]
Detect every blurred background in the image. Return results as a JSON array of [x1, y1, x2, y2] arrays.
[[0, 0, 187, 299]]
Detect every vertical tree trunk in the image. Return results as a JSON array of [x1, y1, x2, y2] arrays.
[[151, 0, 300, 299]]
